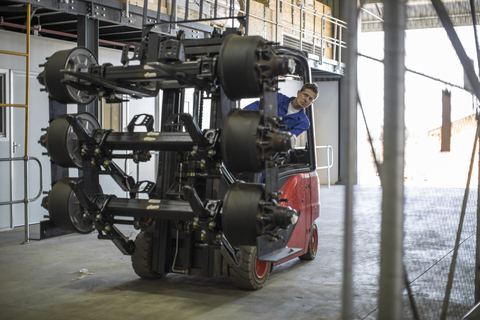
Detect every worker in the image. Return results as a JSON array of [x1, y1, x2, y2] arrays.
[[244, 83, 319, 136]]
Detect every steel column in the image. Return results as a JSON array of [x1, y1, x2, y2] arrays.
[[77, 15, 99, 117], [337, 6, 357, 186], [477, 124, 480, 304], [378, 1, 406, 319], [340, 0, 358, 319]]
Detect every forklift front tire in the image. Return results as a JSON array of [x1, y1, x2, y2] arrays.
[[132, 232, 163, 279], [229, 246, 271, 290]]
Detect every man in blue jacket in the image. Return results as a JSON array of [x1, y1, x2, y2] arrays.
[[244, 83, 319, 136]]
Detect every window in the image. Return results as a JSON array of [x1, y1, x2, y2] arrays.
[[100, 98, 122, 131]]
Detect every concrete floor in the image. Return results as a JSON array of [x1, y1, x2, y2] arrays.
[[0, 185, 476, 319], [0, 185, 346, 320]]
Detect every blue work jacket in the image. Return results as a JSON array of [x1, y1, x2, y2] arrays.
[[244, 92, 310, 136]]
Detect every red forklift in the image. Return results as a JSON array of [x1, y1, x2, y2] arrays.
[[38, 27, 320, 290]]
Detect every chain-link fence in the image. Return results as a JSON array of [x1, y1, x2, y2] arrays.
[[403, 186, 477, 319], [353, 0, 480, 316], [351, 184, 478, 319], [354, 92, 479, 319]]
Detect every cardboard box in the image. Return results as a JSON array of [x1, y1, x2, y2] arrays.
[[279, 0, 301, 38], [247, 0, 265, 37], [246, 0, 276, 38]]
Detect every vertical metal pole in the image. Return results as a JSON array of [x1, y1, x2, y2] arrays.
[[378, 0, 406, 319], [142, 0, 149, 27], [341, 0, 357, 319], [320, 15, 324, 62], [245, 0, 250, 35], [275, 0, 279, 43], [300, 6, 303, 50], [333, 20, 338, 60], [171, 0, 178, 29], [263, 7, 266, 39], [476, 116, 480, 304], [338, 25, 343, 68], [24, 4, 31, 244], [313, 8, 317, 55], [77, 15, 100, 198], [327, 146, 331, 188], [230, 0, 234, 28], [24, 157, 29, 244], [77, 16, 99, 117]]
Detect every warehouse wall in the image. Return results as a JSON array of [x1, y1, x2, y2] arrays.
[[0, 30, 155, 230]]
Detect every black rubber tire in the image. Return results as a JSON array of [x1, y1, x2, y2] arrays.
[[299, 223, 318, 261], [48, 178, 93, 234], [131, 232, 163, 279], [47, 113, 100, 168], [229, 246, 271, 290], [44, 47, 98, 105]]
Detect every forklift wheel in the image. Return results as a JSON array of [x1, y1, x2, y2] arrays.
[[229, 246, 271, 290], [299, 223, 318, 261], [131, 232, 163, 279]]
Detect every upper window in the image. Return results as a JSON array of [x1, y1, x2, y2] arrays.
[[100, 98, 122, 132]]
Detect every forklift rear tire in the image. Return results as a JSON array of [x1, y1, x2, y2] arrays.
[[299, 223, 318, 261], [132, 232, 163, 279], [229, 246, 271, 290]]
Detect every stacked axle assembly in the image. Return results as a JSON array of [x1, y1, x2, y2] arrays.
[[37, 28, 309, 287]]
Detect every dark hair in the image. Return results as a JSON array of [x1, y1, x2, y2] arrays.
[[301, 83, 319, 96]]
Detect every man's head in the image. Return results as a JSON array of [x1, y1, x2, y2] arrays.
[[292, 83, 318, 111]]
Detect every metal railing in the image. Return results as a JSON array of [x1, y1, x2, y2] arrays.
[[316, 145, 333, 187], [0, 156, 43, 244], [242, 0, 346, 68], [153, 0, 346, 70], [0, 4, 33, 244]]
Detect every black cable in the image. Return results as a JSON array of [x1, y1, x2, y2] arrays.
[[404, 264, 421, 320], [357, 91, 382, 182], [358, 52, 467, 90]]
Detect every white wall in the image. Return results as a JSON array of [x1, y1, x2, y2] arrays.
[[0, 30, 81, 229], [314, 81, 339, 186]]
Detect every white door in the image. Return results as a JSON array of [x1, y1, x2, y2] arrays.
[[0, 70, 12, 231], [10, 70, 51, 227]]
